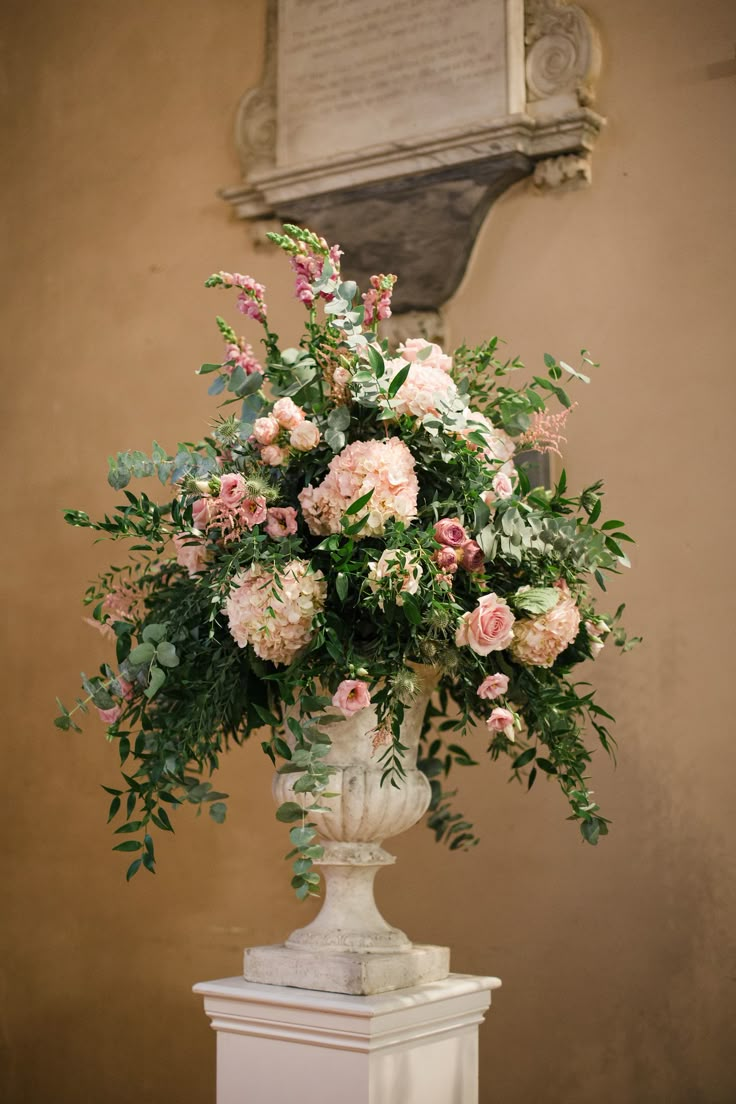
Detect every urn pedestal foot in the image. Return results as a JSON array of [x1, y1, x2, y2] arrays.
[[194, 973, 501, 1104]]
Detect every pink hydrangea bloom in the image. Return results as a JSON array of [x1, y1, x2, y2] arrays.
[[477, 673, 509, 700], [272, 397, 305, 429], [456, 593, 515, 655], [398, 338, 453, 374], [387, 358, 458, 418], [299, 437, 418, 538], [332, 679, 372, 717], [511, 581, 581, 668], [265, 507, 298, 539], [225, 559, 326, 666]]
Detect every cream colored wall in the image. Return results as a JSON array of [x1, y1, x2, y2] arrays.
[[2, 1, 734, 1102]]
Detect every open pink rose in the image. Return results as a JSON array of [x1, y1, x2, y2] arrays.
[[97, 705, 122, 725], [219, 472, 247, 509], [434, 517, 467, 547], [487, 707, 515, 737], [272, 397, 305, 430], [260, 445, 287, 466], [253, 416, 280, 445], [477, 673, 509, 700], [332, 679, 372, 717], [265, 507, 298, 539], [459, 539, 484, 573], [290, 421, 321, 452], [456, 593, 515, 655]]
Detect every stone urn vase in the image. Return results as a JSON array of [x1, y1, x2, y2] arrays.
[[243, 666, 450, 995]]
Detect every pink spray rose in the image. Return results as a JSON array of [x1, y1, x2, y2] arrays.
[[487, 707, 516, 738], [241, 496, 267, 529], [260, 445, 288, 467], [433, 546, 459, 574], [434, 518, 467, 547], [265, 506, 298, 539], [458, 539, 484, 573], [218, 472, 247, 509], [456, 593, 516, 655], [332, 679, 372, 718], [97, 705, 122, 725], [272, 397, 305, 430], [253, 416, 280, 445], [289, 421, 321, 452], [477, 673, 509, 700]]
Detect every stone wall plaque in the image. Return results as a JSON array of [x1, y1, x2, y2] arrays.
[[223, 0, 604, 312]]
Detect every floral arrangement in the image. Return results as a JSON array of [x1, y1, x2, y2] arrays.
[[56, 224, 637, 895]]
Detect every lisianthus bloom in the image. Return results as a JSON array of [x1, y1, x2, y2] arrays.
[[511, 580, 581, 668], [272, 397, 305, 429], [173, 533, 210, 577], [225, 560, 326, 666], [192, 496, 217, 530], [97, 705, 122, 725], [289, 421, 321, 452], [265, 506, 298, 539], [487, 707, 516, 739], [332, 679, 372, 717], [241, 497, 267, 529], [456, 593, 515, 655], [477, 673, 509, 700], [219, 472, 247, 509], [397, 338, 453, 374], [366, 549, 423, 607], [434, 518, 467, 547], [585, 618, 610, 658]]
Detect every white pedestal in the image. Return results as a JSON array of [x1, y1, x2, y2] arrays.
[[194, 973, 501, 1104]]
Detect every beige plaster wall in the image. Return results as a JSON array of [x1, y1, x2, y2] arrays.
[[2, 1, 734, 1101]]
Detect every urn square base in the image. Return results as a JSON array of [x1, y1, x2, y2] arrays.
[[243, 942, 450, 996]]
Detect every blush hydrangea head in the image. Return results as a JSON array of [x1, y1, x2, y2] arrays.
[[510, 581, 581, 668], [298, 437, 418, 538], [387, 358, 458, 418], [225, 559, 326, 666]]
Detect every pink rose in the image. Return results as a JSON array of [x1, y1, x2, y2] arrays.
[[265, 506, 298, 539], [434, 517, 467, 547], [253, 416, 280, 445], [290, 421, 321, 452], [173, 533, 209, 577], [477, 673, 509, 700], [241, 496, 267, 529], [192, 496, 216, 530], [332, 679, 372, 718], [487, 707, 515, 736], [260, 445, 287, 467], [219, 472, 247, 509], [433, 546, 459, 573], [492, 471, 514, 499], [272, 397, 305, 430], [458, 539, 484, 573], [455, 593, 515, 655], [97, 705, 122, 725]]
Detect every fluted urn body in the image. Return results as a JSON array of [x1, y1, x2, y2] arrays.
[[243, 665, 451, 994]]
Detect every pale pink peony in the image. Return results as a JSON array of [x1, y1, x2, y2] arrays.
[[173, 533, 210, 577], [487, 707, 516, 737], [434, 517, 467, 547], [299, 437, 418, 539], [366, 549, 423, 607], [290, 420, 321, 452], [458, 539, 484, 573], [456, 593, 515, 656], [225, 559, 326, 666], [478, 673, 510, 700], [265, 506, 298, 539], [388, 358, 458, 418], [97, 705, 122, 725], [272, 397, 305, 430], [398, 338, 453, 374], [511, 581, 581, 668], [219, 472, 247, 509], [253, 416, 280, 445], [332, 679, 372, 717], [260, 445, 288, 467], [241, 496, 267, 529]]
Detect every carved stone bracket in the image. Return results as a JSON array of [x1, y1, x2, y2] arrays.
[[222, 0, 604, 312]]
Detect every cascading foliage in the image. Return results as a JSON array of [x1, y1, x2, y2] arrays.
[[56, 223, 638, 897]]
